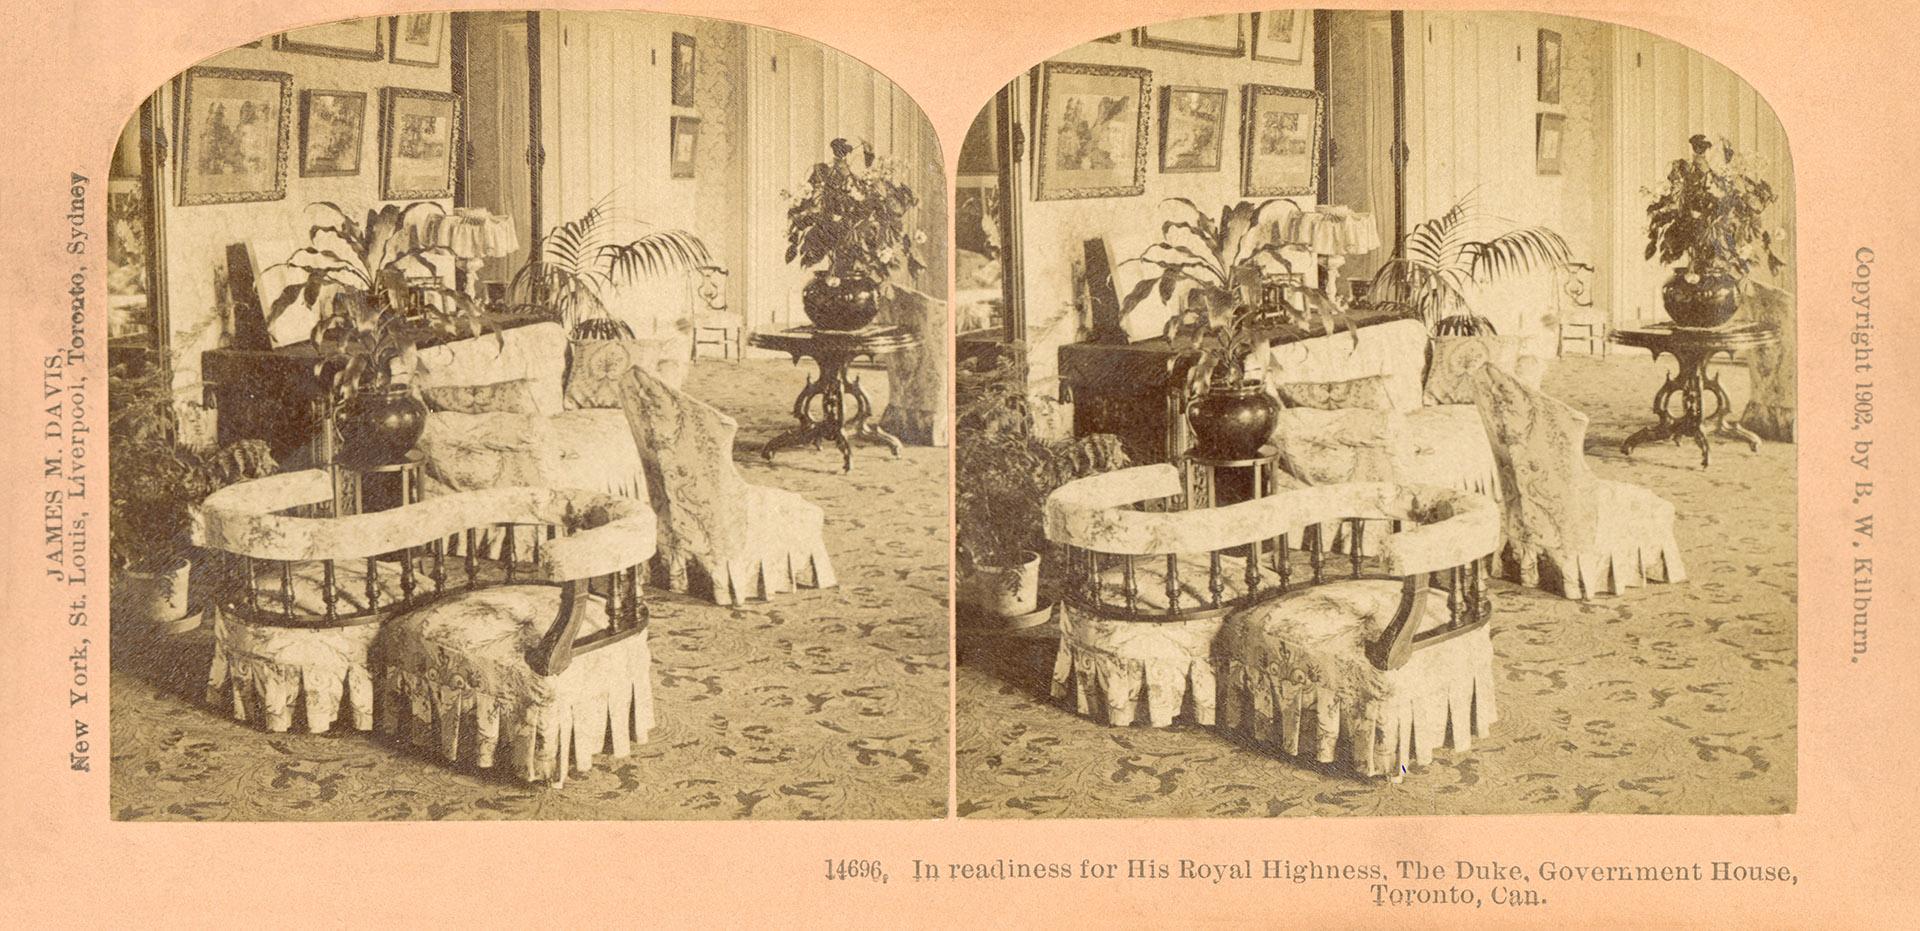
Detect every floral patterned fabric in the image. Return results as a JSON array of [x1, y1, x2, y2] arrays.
[[413, 322, 569, 416], [1738, 281, 1795, 441], [421, 378, 543, 415], [564, 338, 689, 410], [1470, 365, 1685, 598], [618, 366, 836, 605], [377, 586, 655, 784], [1053, 606, 1224, 728], [1424, 334, 1523, 405], [206, 610, 384, 734], [1276, 374, 1395, 411], [1216, 581, 1496, 779]]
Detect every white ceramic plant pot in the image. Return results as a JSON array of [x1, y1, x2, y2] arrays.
[[963, 550, 1045, 627], [119, 557, 199, 635]]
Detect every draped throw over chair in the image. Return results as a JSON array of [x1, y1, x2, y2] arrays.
[[192, 473, 659, 784], [617, 365, 836, 605], [1469, 365, 1686, 599], [1210, 482, 1501, 781]]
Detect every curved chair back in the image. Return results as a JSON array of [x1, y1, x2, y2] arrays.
[[1045, 465, 1499, 668], [1468, 364, 1600, 553], [192, 472, 657, 675]]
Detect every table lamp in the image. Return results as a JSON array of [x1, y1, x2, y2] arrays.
[[427, 208, 519, 304], [1285, 205, 1380, 302]]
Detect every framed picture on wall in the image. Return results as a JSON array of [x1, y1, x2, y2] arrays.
[[175, 66, 292, 206], [1252, 10, 1309, 63], [1091, 33, 1123, 44], [1159, 85, 1228, 173], [1536, 112, 1566, 175], [1538, 29, 1564, 104], [297, 89, 366, 177], [1136, 15, 1245, 57], [1241, 83, 1322, 196], [670, 115, 700, 179], [1034, 61, 1152, 200], [379, 88, 460, 199], [671, 33, 697, 107], [390, 13, 446, 67], [274, 17, 384, 61]]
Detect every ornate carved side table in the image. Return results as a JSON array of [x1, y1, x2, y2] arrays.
[[750, 325, 921, 472], [1612, 322, 1781, 468]]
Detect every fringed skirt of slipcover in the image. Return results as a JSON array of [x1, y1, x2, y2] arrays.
[[655, 486, 837, 606], [1214, 582, 1497, 780], [1050, 605, 1223, 728], [207, 610, 381, 733], [373, 586, 655, 784], [1505, 479, 1688, 600]]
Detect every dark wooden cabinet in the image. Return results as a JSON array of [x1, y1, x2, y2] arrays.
[[201, 342, 328, 463], [1057, 307, 1413, 463]]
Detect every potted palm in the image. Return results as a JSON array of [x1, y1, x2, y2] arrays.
[[1367, 193, 1573, 334], [506, 194, 715, 340], [955, 344, 1128, 626], [1644, 134, 1786, 327], [785, 138, 927, 330], [1122, 198, 1355, 459], [109, 366, 276, 633], [267, 202, 499, 468]]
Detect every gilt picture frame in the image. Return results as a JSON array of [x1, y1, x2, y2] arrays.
[[297, 89, 366, 178], [1135, 15, 1246, 57], [1241, 83, 1323, 196], [390, 13, 446, 68], [1252, 10, 1309, 64], [671, 33, 697, 107], [274, 17, 384, 61], [1537, 111, 1566, 175], [671, 115, 700, 178], [379, 87, 460, 200], [1034, 61, 1152, 200], [1159, 85, 1228, 173], [175, 66, 292, 206], [1538, 28, 1564, 104]]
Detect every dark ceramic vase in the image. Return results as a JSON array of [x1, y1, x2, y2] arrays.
[[335, 384, 428, 468], [1187, 380, 1279, 461], [1661, 268, 1740, 328], [802, 273, 881, 330]]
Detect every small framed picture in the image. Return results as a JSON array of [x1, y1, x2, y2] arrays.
[[275, 17, 384, 61], [1034, 61, 1152, 200], [298, 89, 366, 177], [1538, 29, 1563, 104], [671, 33, 697, 107], [671, 115, 700, 179], [1253, 10, 1309, 64], [175, 66, 292, 206], [390, 13, 446, 68], [1136, 15, 1246, 57], [1536, 112, 1566, 175], [1159, 85, 1228, 173], [1241, 83, 1323, 197], [380, 88, 460, 199]]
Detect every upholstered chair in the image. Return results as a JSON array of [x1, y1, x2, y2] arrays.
[[1210, 482, 1501, 780], [617, 365, 837, 605], [1469, 365, 1687, 599], [193, 473, 660, 784]]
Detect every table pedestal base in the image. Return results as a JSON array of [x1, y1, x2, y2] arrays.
[[1620, 347, 1760, 468], [762, 359, 902, 472]]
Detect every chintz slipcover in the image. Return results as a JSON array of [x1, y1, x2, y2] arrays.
[[1212, 483, 1501, 780], [1469, 365, 1686, 599], [618, 366, 836, 605]]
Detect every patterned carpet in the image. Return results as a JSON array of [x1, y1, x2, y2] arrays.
[[957, 353, 1796, 818], [111, 359, 950, 821]]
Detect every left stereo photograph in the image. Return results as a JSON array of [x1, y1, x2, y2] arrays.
[[105, 10, 950, 821]]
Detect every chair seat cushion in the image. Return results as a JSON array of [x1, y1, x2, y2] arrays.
[[1394, 405, 1498, 496], [377, 585, 655, 783]]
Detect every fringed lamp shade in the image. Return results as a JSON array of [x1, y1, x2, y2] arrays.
[[427, 208, 519, 301], [1285, 206, 1380, 297]]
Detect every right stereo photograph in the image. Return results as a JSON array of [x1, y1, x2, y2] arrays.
[[954, 9, 1796, 818]]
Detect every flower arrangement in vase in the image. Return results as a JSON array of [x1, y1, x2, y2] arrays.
[[784, 138, 927, 330], [1644, 134, 1786, 327]]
